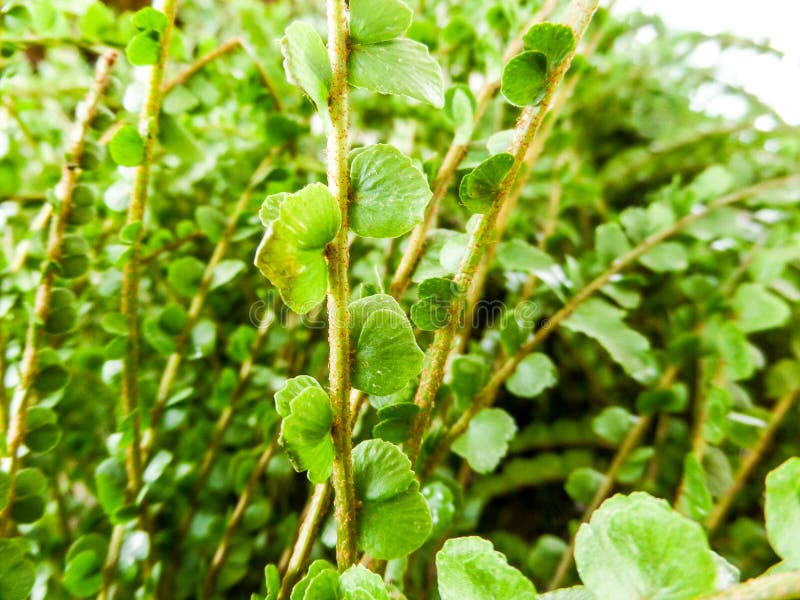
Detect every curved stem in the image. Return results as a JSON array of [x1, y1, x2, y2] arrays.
[[422, 175, 800, 477], [325, 0, 357, 569], [0, 50, 118, 533], [405, 0, 602, 466]]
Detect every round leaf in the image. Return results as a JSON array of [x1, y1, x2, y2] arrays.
[[452, 408, 517, 474], [506, 352, 557, 398], [765, 457, 800, 567], [349, 0, 412, 44], [109, 125, 145, 167], [501, 51, 548, 107], [522, 23, 576, 68]]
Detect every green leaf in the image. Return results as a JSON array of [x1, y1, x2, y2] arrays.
[[574, 492, 718, 600], [349, 144, 432, 238], [639, 242, 689, 273], [677, 454, 713, 522], [196, 205, 227, 242], [636, 384, 688, 415], [0, 540, 36, 600], [445, 86, 475, 145], [349, 39, 445, 108], [353, 439, 432, 559], [411, 277, 462, 331], [506, 352, 557, 399], [765, 457, 800, 567], [451, 354, 490, 401], [422, 481, 456, 537], [565, 467, 605, 504], [24, 406, 61, 453], [340, 565, 390, 600], [109, 125, 145, 167], [562, 298, 657, 384], [595, 223, 631, 266], [64, 535, 108, 598], [349, 0, 412, 44], [255, 183, 341, 313], [281, 22, 332, 126], [715, 321, 756, 382], [132, 6, 168, 32], [126, 30, 161, 66], [458, 153, 514, 214], [436, 536, 537, 600], [277, 378, 334, 484], [592, 407, 637, 445], [501, 51, 548, 107], [32, 363, 69, 393], [496, 240, 565, 301], [95, 457, 128, 522], [732, 283, 790, 333], [167, 255, 205, 298], [522, 23, 576, 68], [291, 560, 337, 600], [0, 471, 8, 511], [452, 408, 517, 474], [349, 295, 424, 395], [211, 259, 246, 289], [538, 587, 595, 600]]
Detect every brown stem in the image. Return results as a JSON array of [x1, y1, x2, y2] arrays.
[[0, 50, 118, 533]]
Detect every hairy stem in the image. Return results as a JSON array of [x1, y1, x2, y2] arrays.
[[405, 0, 602, 465], [0, 50, 118, 533], [325, 0, 357, 569]]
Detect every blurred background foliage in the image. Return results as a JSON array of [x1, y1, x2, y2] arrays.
[[1, 0, 799, 598]]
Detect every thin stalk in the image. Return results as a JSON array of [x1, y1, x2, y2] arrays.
[[422, 175, 800, 477], [699, 571, 800, 600], [120, 0, 178, 499], [0, 50, 118, 533], [143, 154, 274, 456], [706, 389, 799, 535], [547, 366, 678, 590], [202, 436, 279, 597], [324, 0, 357, 569], [405, 0, 602, 465], [388, 1, 559, 298]]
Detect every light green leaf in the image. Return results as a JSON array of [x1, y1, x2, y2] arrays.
[[64, 535, 107, 598], [574, 492, 717, 600], [732, 283, 790, 333], [349, 39, 444, 108], [349, 0, 412, 44], [281, 22, 332, 126], [565, 467, 605, 504], [436, 536, 537, 600], [595, 223, 631, 266], [211, 259, 246, 290], [452, 408, 517, 474], [451, 354, 490, 401], [506, 352, 557, 398], [95, 457, 128, 522], [254, 183, 341, 313], [279, 383, 334, 484], [538, 587, 596, 600], [353, 439, 432, 559], [126, 30, 161, 66], [522, 22, 576, 68], [639, 242, 689, 273], [109, 125, 145, 167], [501, 51, 548, 107], [349, 144, 432, 238], [715, 321, 756, 382], [350, 295, 424, 395], [446, 86, 475, 145], [340, 565, 390, 600], [422, 481, 456, 537], [496, 240, 566, 301], [275, 375, 324, 417], [411, 277, 462, 331], [132, 6, 168, 32], [458, 153, 514, 214], [592, 407, 637, 445], [291, 560, 338, 600], [562, 298, 657, 384], [765, 457, 800, 567]]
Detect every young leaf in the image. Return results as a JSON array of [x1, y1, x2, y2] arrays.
[[506, 352, 557, 399], [458, 153, 514, 214], [452, 408, 517, 474], [574, 492, 718, 600], [126, 30, 161, 66], [349, 295, 424, 395], [275, 377, 334, 484], [522, 23, 576, 68], [765, 457, 800, 567], [340, 565, 390, 600], [349, 39, 445, 108], [595, 222, 631, 266], [677, 454, 713, 522], [349, 0, 412, 44], [451, 354, 490, 401], [353, 439, 432, 559], [445, 86, 475, 145], [109, 125, 145, 167], [562, 298, 657, 384], [254, 183, 341, 313], [281, 22, 332, 126], [436, 536, 537, 600], [592, 406, 637, 445], [501, 51, 548, 107], [349, 144, 432, 238]]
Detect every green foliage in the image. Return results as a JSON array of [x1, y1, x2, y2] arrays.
[[459, 153, 515, 213], [453, 408, 517, 473], [765, 458, 800, 567]]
